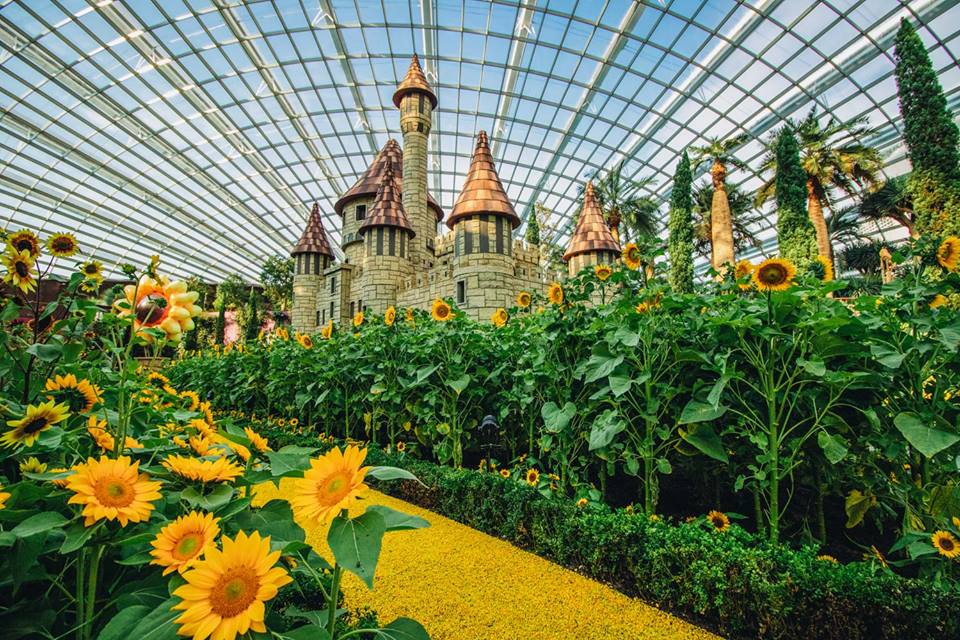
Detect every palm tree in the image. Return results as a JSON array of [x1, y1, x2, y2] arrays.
[[757, 110, 882, 264], [691, 181, 763, 262], [825, 205, 871, 249], [580, 161, 659, 244], [858, 174, 915, 237], [690, 133, 749, 269]]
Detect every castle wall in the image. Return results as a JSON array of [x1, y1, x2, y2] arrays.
[[340, 194, 375, 266], [313, 263, 355, 327], [399, 93, 435, 269]]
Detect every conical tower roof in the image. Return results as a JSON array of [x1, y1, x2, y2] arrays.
[[563, 182, 621, 261], [333, 139, 443, 221], [447, 130, 521, 230], [291, 202, 334, 257], [392, 53, 437, 109], [358, 162, 415, 237]]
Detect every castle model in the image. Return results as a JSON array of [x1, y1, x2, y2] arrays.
[[290, 55, 621, 330]]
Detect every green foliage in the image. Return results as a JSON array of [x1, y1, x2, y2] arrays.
[[261, 255, 295, 313], [245, 287, 260, 341], [214, 296, 226, 345], [894, 19, 960, 235], [586, 161, 659, 243], [774, 128, 818, 267], [667, 151, 694, 292], [524, 204, 541, 245]]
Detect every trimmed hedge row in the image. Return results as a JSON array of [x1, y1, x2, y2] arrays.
[[268, 428, 957, 640]]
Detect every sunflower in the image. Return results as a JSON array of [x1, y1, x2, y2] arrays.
[[752, 258, 796, 292], [406, 307, 415, 322], [2, 400, 70, 448], [2, 249, 38, 293], [930, 294, 949, 309], [491, 308, 508, 328], [937, 236, 960, 271], [320, 321, 333, 340], [620, 243, 641, 270], [45, 373, 101, 413], [547, 283, 564, 305], [511, 291, 531, 309], [296, 333, 313, 349], [79, 260, 103, 280], [431, 298, 453, 322], [396, 441, 406, 453], [7, 230, 41, 258], [499, 468, 510, 479], [932, 530, 960, 559], [87, 416, 115, 451], [243, 427, 270, 453], [384, 306, 396, 326], [815, 255, 834, 282], [66, 455, 162, 527], [46, 232, 79, 257], [20, 456, 48, 474], [0, 485, 9, 510], [150, 511, 221, 575], [576, 497, 588, 508], [190, 436, 214, 457], [290, 445, 370, 524], [114, 274, 202, 343], [707, 510, 730, 532], [816, 554, 839, 563], [734, 260, 754, 290], [353, 311, 364, 327], [525, 468, 540, 486], [180, 390, 201, 411], [163, 455, 244, 484], [635, 301, 650, 314], [594, 264, 613, 281], [172, 530, 292, 640], [49, 467, 72, 488]]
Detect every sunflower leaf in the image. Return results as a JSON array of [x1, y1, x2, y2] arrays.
[[328, 511, 386, 589], [365, 505, 429, 532]]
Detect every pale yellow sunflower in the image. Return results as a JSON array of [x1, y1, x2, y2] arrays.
[[150, 511, 221, 575], [937, 236, 960, 271], [491, 308, 508, 328], [320, 321, 334, 340], [384, 306, 396, 326], [2, 400, 70, 448], [171, 530, 292, 640], [431, 298, 453, 322], [707, 510, 730, 532], [19, 456, 48, 474], [499, 468, 510, 479], [79, 260, 103, 280], [547, 283, 564, 305], [45, 373, 101, 413], [622, 243, 642, 270], [289, 445, 371, 524], [734, 259, 754, 290], [752, 258, 796, 292], [932, 530, 960, 559], [2, 249, 38, 293], [162, 455, 244, 483], [66, 455, 162, 527], [7, 230, 41, 258], [396, 441, 406, 453], [46, 232, 79, 257], [114, 274, 202, 343], [594, 264, 613, 281]]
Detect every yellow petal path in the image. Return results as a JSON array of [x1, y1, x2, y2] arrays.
[[254, 481, 720, 640]]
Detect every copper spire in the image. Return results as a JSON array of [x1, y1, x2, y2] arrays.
[[358, 162, 415, 237], [447, 130, 521, 230], [563, 182, 621, 262], [392, 53, 437, 109], [291, 202, 334, 257], [334, 139, 443, 221]]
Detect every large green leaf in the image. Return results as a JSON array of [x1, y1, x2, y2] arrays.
[[96, 605, 151, 640], [541, 401, 576, 434], [817, 431, 848, 464], [844, 490, 875, 528], [365, 505, 429, 532], [607, 364, 633, 397], [588, 409, 625, 451], [581, 345, 624, 383], [894, 412, 960, 459], [229, 500, 305, 548], [367, 466, 422, 484], [678, 400, 727, 425], [376, 618, 431, 640], [327, 511, 387, 588], [679, 423, 728, 463], [446, 374, 471, 396], [280, 624, 332, 640], [265, 445, 315, 477], [12, 511, 67, 538], [122, 596, 181, 640]]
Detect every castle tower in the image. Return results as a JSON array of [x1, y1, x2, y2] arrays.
[[448, 130, 522, 318], [334, 139, 443, 267], [393, 54, 440, 267], [357, 162, 415, 314], [290, 202, 334, 330], [563, 181, 621, 276]]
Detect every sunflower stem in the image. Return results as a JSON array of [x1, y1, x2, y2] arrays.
[[326, 564, 343, 638], [83, 545, 103, 640]]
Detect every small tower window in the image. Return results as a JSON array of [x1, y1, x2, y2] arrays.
[[355, 205, 366, 221], [329, 301, 334, 320], [315, 310, 321, 326], [330, 276, 336, 294], [456, 280, 466, 306], [418, 94, 424, 114], [350, 301, 355, 317]]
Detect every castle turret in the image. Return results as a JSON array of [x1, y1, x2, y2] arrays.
[[357, 162, 415, 314], [291, 202, 334, 330], [448, 130, 521, 318], [334, 139, 442, 267], [394, 54, 440, 268], [563, 181, 621, 276]]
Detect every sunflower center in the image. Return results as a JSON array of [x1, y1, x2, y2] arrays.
[[56, 388, 88, 413], [14, 239, 33, 253], [173, 532, 203, 560], [760, 266, 786, 283], [84, 264, 98, 275], [14, 260, 31, 277], [21, 417, 50, 435], [941, 537, 955, 552], [52, 238, 73, 252], [319, 471, 352, 503], [136, 293, 170, 327], [211, 566, 259, 618], [94, 478, 134, 508]]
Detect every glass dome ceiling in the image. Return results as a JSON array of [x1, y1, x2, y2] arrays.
[[1, 0, 958, 282]]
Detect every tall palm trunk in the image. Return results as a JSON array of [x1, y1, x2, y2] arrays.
[[710, 160, 735, 271], [806, 179, 833, 263]]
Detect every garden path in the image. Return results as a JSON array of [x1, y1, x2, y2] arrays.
[[256, 483, 720, 640]]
